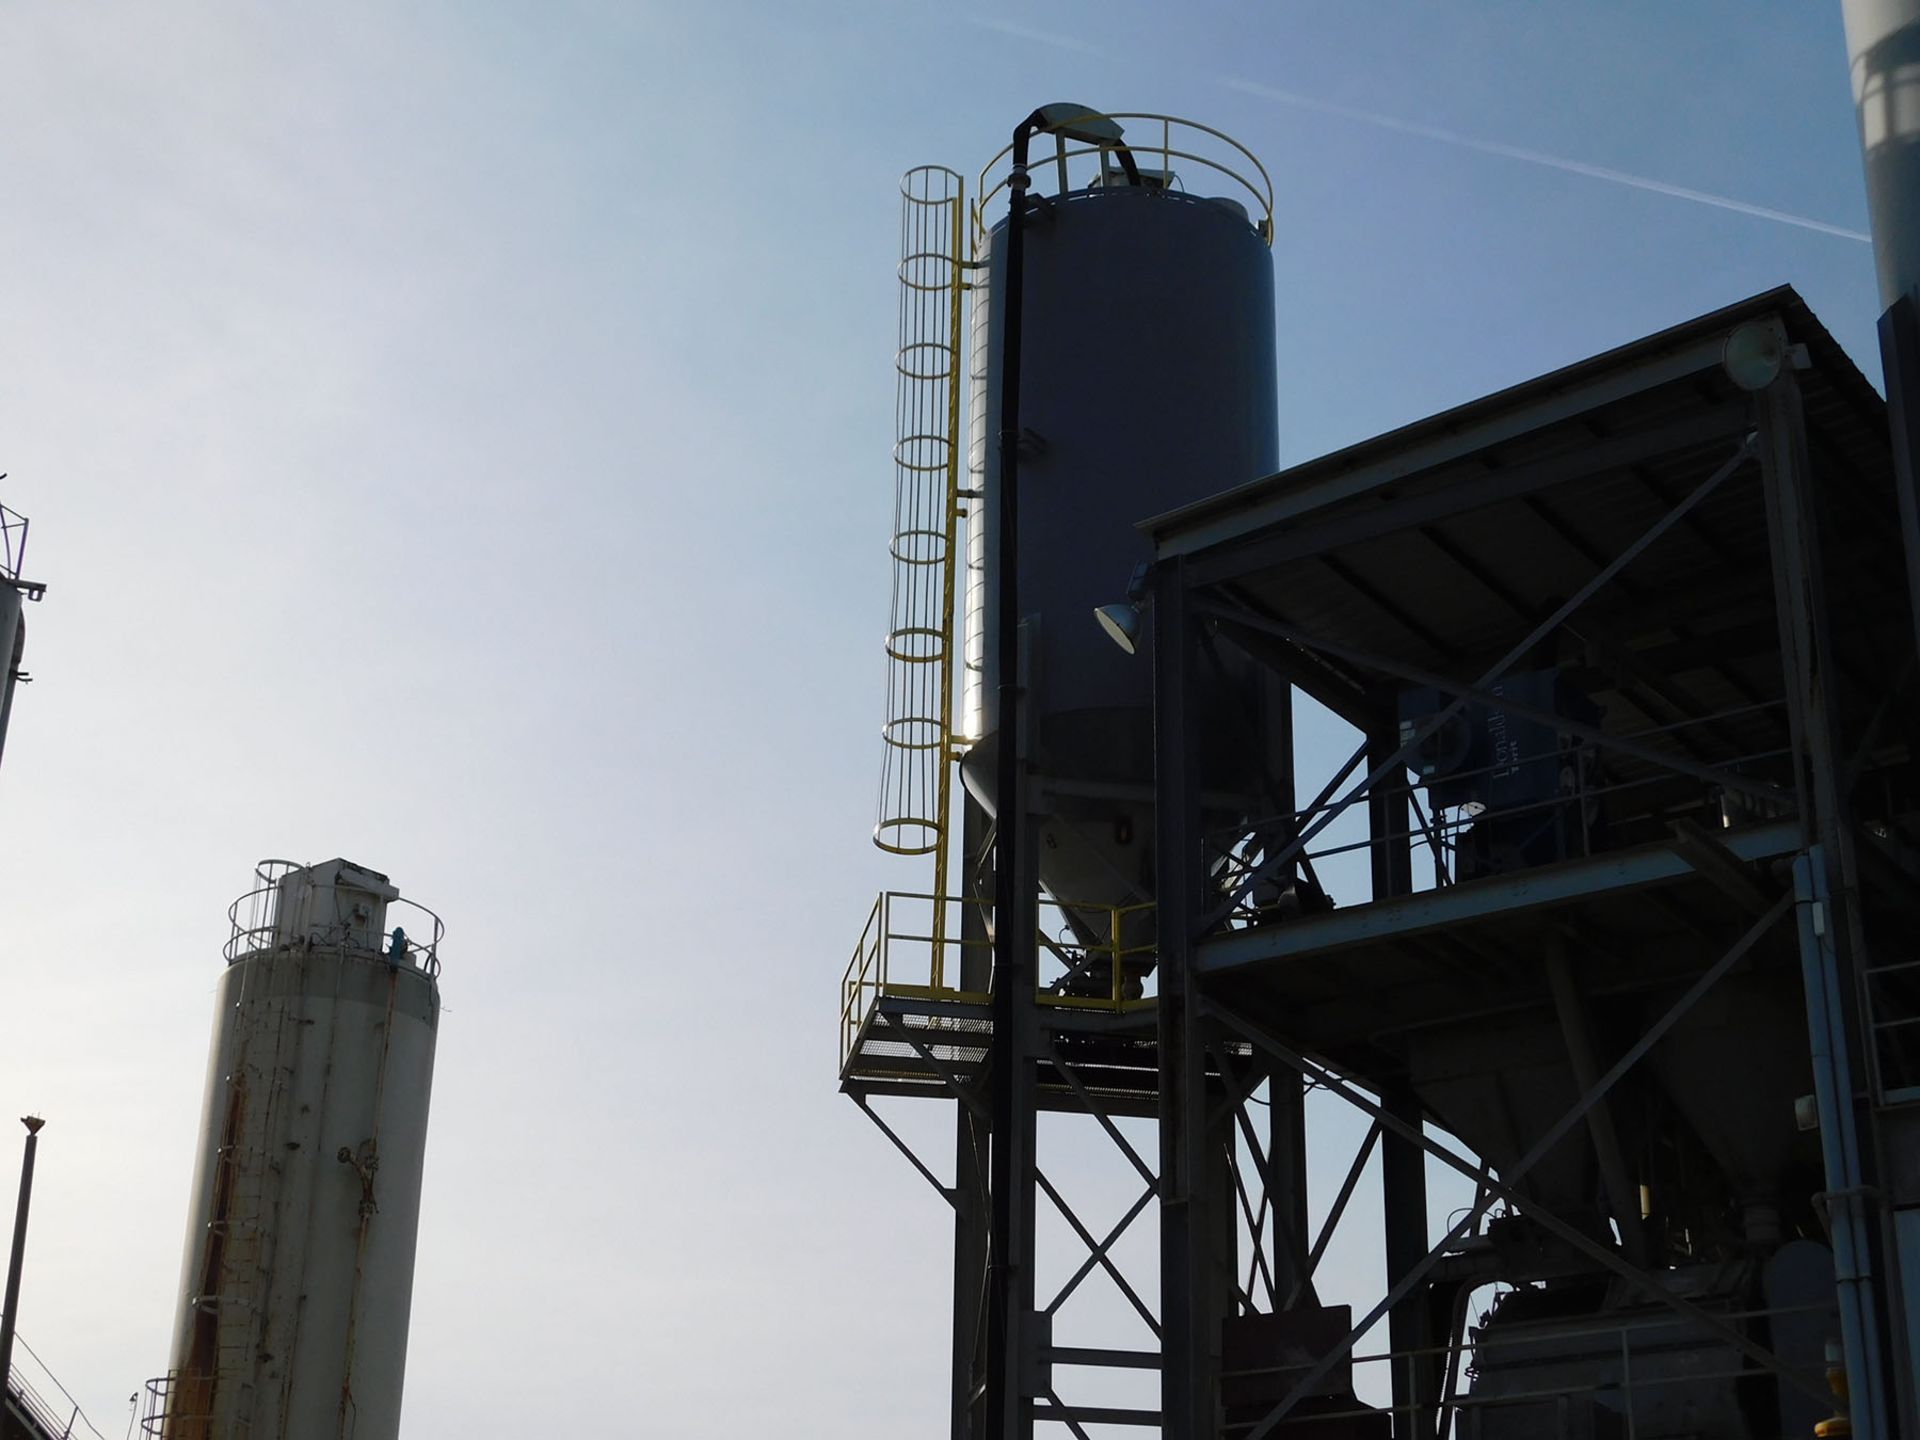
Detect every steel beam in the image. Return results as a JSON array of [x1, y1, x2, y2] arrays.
[[1543, 937, 1647, 1266], [853, 1097, 956, 1208], [1198, 432, 1759, 923], [1167, 392, 1750, 576], [1207, 890, 1825, 1439], [1196, 817, 1800, 974], [1294, 1120, 1381, 1307], [1154, 556, 1217, 1439], [1796, 850, 1890, 1440], [953, 795, 995, 1440], [1380, 1086, 1434, 1440], [1758, 366, 1904, 1440], [1201, 597, 1789, 804]]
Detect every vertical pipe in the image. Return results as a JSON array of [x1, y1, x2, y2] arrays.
[[1154, 555, 1213, 1440], [985, 109, 1047, 1440], [1367, 723, 1434, 1439], [0, 1117, 44, 1395], [954, 797, 993, 1440], [1794, 852, 1889, 1440]]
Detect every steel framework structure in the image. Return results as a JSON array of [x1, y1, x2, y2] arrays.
[[841, 287, 1920, 1438]]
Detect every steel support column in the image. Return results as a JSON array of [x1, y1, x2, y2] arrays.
[[1261, 674, 1312, 1309], [1758, 365, 1902, 1437], [955, 798, 995, 1438], [1155, 557, 1216, 1439], [1367, 720, 1433, 1438]]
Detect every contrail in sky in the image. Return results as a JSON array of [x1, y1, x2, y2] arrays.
[[958, 14, 1867, 244], [968, 15, 1115, 60], [1222, 77, 1869, 244]]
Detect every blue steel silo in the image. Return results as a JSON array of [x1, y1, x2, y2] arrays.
[[958, 113, 1289, 965]]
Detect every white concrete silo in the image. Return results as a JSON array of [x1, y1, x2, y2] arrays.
[[144, 859, 442, 1440]]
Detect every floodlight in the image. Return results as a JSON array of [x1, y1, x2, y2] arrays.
[[1036, 103, 1126, 146], [1095, 602, 1142, 654]]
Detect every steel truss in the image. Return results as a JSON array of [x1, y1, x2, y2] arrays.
[[1145, 310, 1920, 1439], [842, 292, 1920, 1439]]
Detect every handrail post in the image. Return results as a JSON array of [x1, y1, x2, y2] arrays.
[[0, 1117, 45, 1407]]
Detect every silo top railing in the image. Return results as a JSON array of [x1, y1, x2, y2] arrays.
[[0, 503, 27, 582], [225, 859, 445, 976], [974, 112, 1274, 244]]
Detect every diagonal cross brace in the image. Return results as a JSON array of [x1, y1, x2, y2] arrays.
[[1036, 1168, 1163, 1338], [871, 1010, 990, 1122], [852, 1096, 956, 1210], [1292, 1118, 1382, 1309], [1045, 1182, 1157, 1319], [1199, 595, 1790, 804], [1209, 1046, 1319, 1309], [1209, 888, 1824, 1440], [1200, 432, 1759, 932], [1046, 1041, 1158, 1190]]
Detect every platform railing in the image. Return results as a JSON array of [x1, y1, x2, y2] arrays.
[[840, 890, 1158, 1071], [0, 503, 27, 581], [224, 859, 444, 977], [1203, 698, 1798, 927], [4, 1335, 107, 1440], [975, 112, 1273, 244]]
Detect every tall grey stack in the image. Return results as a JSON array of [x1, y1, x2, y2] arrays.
[[144, 860, 443, 1440]]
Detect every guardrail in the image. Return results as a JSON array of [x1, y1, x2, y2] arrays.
[[6, 1334, 107, 1440], [840, 890, 1158, 1070], [225, 859, 444, 977], [1203, 698, 1797, 927], [0, 503, 27, 582], [975, 112, 1273, 244]]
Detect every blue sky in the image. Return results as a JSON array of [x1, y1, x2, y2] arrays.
[[0, 3, 1878, 1435]]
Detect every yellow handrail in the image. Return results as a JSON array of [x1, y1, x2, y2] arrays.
[[839, 891, 1159, 1072]]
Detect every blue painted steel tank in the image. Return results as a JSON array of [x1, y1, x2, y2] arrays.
[[960, 159, 1281, 931]]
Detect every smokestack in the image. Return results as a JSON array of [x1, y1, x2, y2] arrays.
[[143, 860, 443, 1440], [1844, 0, 1920, 311], [1843, 0, 1920, 660]]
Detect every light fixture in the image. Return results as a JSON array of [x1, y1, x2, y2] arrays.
[[1093, 560, 1153, 654], [1095, 602, 1142, 654], [1036, 103, 1126, 146], [1721, 319, 1788, 392]]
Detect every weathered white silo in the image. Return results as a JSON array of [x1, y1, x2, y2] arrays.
[[144, 859, 442, 1440]]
